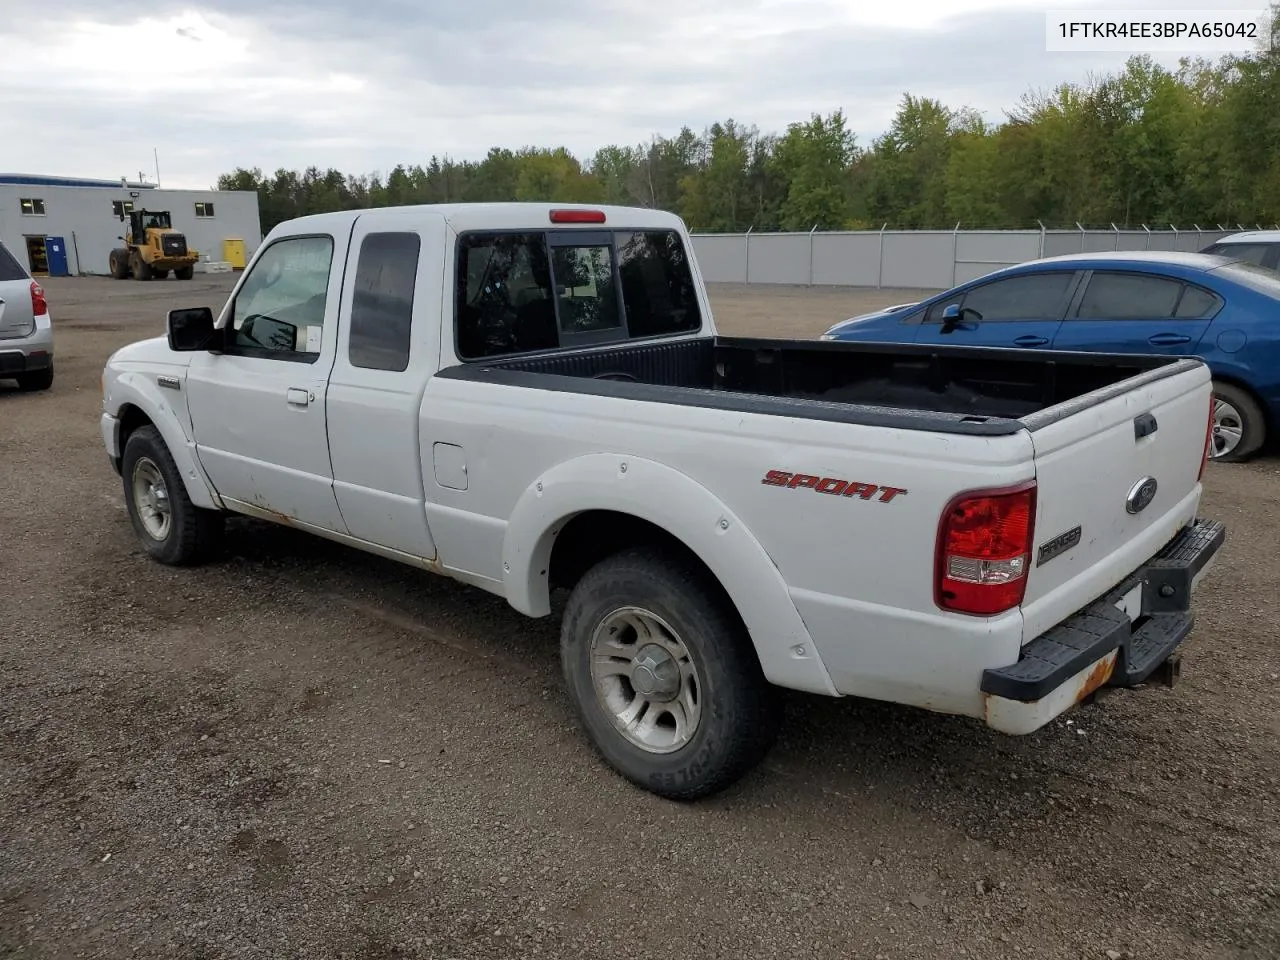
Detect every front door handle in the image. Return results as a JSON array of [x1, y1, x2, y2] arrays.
[[1148, 333, 1192, 346], [286, 387, 311, 407], [1013, 334, 1050, 346]]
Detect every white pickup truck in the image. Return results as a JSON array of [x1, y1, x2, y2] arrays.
[[100, 202, 1226, 800]]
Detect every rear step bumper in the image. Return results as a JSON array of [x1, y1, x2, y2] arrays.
[[981, 517, 1226, 735]]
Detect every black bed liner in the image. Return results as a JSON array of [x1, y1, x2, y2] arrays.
[[434, 335, 1202, 438]]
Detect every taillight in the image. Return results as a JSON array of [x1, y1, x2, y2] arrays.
[[1198, 391, 1215, 480], [30, 281, 47, 317], [935, 480, 1037, 616]]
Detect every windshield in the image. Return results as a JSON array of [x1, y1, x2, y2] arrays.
[[140, 212, 171, 229], [1210, 260, 1280, 297]]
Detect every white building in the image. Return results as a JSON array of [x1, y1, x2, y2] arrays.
[[0, 173, 262, 277]]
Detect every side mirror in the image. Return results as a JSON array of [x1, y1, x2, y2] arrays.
[[939, 302, 981, 332], [167, 307, 220, 352]]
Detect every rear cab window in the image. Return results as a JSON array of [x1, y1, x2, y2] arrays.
[[454, 228, 702, 360]]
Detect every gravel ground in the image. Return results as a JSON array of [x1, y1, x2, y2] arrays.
[[1, 275, 1277, 960]]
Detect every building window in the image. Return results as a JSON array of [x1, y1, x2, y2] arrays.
[[112, 200, 135, 217], [194, 202, 215, 218], [20, 198, 46, 216]]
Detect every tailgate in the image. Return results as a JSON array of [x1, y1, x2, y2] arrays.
[[1018, 361, 1212, 643]]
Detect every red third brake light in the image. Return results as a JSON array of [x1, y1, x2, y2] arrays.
[[1198, 391, 1215, 481], [935, 480, 1037, 616], [30, 281, 47, 317], [549, 208, 606, 224]]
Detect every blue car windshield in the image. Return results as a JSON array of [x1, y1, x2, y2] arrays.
[[1211, 260, 1280, 298]]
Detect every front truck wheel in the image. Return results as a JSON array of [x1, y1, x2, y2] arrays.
[[175, 265, 195, 280], [121, 425, 224, 565], [561, 546, 780, 800], [1210, 381, 1266, 463]]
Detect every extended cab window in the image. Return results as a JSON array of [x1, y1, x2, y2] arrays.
[[228, 236, 334, 362], [455, 229, 702, 360], [349, 231, 420, 372]]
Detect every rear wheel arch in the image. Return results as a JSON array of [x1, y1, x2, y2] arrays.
[[548, 510, 740, 619], [500, 454, 839, 697]]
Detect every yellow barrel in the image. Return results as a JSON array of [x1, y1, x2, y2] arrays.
[[222, 238, 247, 269]]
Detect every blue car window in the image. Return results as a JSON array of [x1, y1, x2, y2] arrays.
[[926, 272, 1074, 322], [1076, 273, 1182, 320], [1174, 285, 1223, 319]]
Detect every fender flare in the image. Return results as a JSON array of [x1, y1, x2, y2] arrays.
[[110, 372, 223, 511], [501, 452, 839, 696]]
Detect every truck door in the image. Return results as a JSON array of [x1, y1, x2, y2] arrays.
[[184, 232, 348, 532], [325, 211, 445, 560], [913, 270, 1078, 349]]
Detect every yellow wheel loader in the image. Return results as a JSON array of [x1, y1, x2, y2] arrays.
[[108, 209, 200, 281]]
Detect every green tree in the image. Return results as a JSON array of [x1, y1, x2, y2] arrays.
[[771, 110, 858, 229]]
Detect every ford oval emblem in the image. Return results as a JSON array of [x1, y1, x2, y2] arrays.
[[1125, 476, 1158, 514]]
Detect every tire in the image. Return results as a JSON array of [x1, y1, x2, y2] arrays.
[[1210, 381, 1266, 463], [152, 269, 169, 280], [175, 266, 195, 281], [129, 252, 151, 281], [15, 364, 53, 392], [560, 545, 780, 800], [109, 248, 130, 280], [121, 425, 224, 566]]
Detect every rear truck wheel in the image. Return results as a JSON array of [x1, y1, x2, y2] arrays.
[[129, 252, 151, 281], [1210, 381, 1266, 463], [109, 248, 130, 279], [560, 546, 780, 800], [121, 425, 224, 566], [15, 364, 53, 391], [175, 265, 195, 280], [152, 269, 169, 280]]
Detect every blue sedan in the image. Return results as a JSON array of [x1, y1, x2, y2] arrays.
[[821, 251, 1280, 463]]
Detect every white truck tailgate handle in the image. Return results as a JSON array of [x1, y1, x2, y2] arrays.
[[286, 387, 311, 407]]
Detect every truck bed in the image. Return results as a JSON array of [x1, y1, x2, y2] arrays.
[[435, 335, 1201, 435]]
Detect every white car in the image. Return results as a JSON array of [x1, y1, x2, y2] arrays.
[[99, 203, 1225, 800], [0, 239, 54, 390], [1199, 229, 1280, 271]]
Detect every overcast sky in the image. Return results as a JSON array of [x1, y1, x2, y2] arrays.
[[0, 0, 1258, 189]]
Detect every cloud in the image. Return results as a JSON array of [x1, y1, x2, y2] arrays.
[[0, 0, 1205, 189]]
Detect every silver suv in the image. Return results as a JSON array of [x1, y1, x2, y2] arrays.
[[0, 240, 54, 391]]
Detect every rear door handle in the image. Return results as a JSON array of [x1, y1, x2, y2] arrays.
[[1148, 333, 1192, 346], [286, 387, 311, 407], [1013, 335, 1050, 346]]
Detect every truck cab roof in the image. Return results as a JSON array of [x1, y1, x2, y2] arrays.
[[271, 202, 688, 238]]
